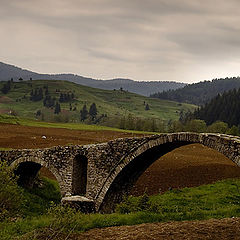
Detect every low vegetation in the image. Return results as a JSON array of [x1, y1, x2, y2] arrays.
[[168, 119, 240, 136], [0, 114, 155, 135], [1, 161, 240, 239]]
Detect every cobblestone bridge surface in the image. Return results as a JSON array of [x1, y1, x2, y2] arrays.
[[1, 132, 240, 212]]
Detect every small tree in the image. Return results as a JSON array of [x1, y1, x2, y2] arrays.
[[185, 119, 207, 133], [207, 121, 228, 134], [54, 102, 61, 114], [1, 81, 11, 94], [80, 104, 88, 121], [89, 103, 97, 120], [145, 103, 150, 111], [227, 125, 239, 136], [36, 110, 41, 117]]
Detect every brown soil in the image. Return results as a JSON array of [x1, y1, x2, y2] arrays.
[[2, 123, 240, 239], [131, 143, 240, 196], [72, 218, 240, 240], [0, 123, 145, 149], [0, 96, 13, 104]]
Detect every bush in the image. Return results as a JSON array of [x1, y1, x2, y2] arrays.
[[0, 161, 24, 220]]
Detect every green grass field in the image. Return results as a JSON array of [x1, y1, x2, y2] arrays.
[[0, 80, 196, 125], [1, 175, 240, 239]]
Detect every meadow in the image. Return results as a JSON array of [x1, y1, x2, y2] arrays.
[[1, 170, 240, 240], [0, 80, 196, 127]]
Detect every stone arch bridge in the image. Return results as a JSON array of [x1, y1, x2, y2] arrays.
[[1, 132, 240, 213]]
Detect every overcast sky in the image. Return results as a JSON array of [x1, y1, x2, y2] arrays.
[[1, 0, 240, 83]]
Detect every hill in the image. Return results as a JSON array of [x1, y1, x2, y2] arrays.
[[0, 62, 185, 96], [151, 77, 240, 105], [192, 88, 240, 127], [0, 80, 195, 130]]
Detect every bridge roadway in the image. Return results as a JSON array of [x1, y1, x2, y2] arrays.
[[1, 132, 240, 212]]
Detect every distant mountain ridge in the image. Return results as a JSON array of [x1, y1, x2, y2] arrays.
[[151, 77, 240, 105], [0, 62, 186, 96]]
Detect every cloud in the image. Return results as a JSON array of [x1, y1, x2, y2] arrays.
[[1, 0, 240, 82]]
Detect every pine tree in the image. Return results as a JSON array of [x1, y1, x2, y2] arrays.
[[80, 104, 88, 121], [145, 103, 150, 110], [89, 103, 97, 120], [1, 81, 11, 94], [54, 102, 61, 114]]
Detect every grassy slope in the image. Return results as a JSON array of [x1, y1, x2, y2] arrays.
[[0, 114, 154, 134], [2, 178, 240, 239], [0, 80, 196, 122]]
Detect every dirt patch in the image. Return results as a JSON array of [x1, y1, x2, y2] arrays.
[[0, 96, 13, 104], [26, 217, 240, 240], [0, 109, 11, 114], [73, 218, 240, 240]]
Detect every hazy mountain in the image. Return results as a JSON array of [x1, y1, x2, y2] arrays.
[[0, 62, 186, 96], [151, 77, 240, 105]]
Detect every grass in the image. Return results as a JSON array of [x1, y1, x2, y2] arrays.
[[1, 178, 240, 239], [22, 177, 61, 217], [116, 179, 240, 220], [0, 114, 156, 135], [0, 80, 196, 123]]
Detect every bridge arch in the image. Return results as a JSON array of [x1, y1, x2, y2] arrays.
[[96, 133, 240, 212], [11, 156, 65, 195]]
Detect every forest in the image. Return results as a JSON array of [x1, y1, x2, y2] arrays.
[[151, 77, 240, 105]]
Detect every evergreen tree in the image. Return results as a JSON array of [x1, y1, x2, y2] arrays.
[[80, 104, 88, 121], [43, 95, 55, 108], [1, 81, 11, 94], [44, 85, 49, 95], [54, 102, 61, 114], [145, 103, 150, 110], [89, 103, 97, 120], [30, 88, 43, 101]]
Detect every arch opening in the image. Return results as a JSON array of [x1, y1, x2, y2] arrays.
[[14, 160, 63, 197], [99, 141, 188, 212], [15, 161, 42, 189], [72, 155, 88, 195], [99, 141, 240, 213]]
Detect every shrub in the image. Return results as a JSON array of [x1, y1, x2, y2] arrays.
[[0, 161, 24, 220]]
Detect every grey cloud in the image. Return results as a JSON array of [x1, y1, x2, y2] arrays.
[[1, 0, 240, 82]]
